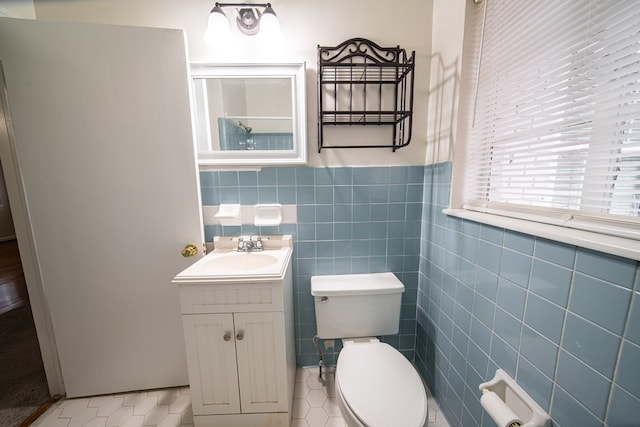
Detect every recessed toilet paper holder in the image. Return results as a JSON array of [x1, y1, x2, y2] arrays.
[[479, 369, 551, 427]]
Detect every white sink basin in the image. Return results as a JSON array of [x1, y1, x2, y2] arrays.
[[173, 246, 292, 282]]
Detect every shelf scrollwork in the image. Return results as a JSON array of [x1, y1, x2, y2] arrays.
[[317, 38, 416, 152]]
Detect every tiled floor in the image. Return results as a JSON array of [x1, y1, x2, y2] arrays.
[[32, 367, 449, 427], [31, 387, 193, 427]]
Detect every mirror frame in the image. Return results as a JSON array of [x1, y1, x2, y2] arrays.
[[190, 62, 307, 167]]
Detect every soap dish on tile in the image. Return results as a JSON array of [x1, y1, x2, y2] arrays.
[[214, 204, 241, 226], [254, 204, 282, 226]]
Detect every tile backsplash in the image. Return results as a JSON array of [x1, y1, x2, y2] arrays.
[[200, 165, 424, 366]]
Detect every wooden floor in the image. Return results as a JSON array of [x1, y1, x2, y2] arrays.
[[0, 239, 28, 315]]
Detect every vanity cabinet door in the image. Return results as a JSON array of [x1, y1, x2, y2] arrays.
[[182, 313, 240, 415], [234, 312, 289, 413]]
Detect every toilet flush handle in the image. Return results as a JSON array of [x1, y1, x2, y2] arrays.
[[318, 296, 329, 303]]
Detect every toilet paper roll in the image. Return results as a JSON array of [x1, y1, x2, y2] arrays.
[[480, 391, 522, 427]]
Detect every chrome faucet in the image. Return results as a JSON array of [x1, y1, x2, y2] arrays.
[[253, 236, 264, 251], [237, 235, 263, 252]]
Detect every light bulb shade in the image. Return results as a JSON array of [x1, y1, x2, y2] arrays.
[[259, 6, 280, 38], [236, 8, 260, 36], [204, 6, 232, 45]]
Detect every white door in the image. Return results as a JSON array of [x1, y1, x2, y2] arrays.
[[0, 18, 203, 397]]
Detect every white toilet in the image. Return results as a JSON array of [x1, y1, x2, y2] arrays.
[[311, 272, 428, 427]]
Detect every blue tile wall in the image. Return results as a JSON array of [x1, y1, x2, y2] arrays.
[[217, 118, 250, 150], [218, 117, 293, 151], [250, 133, 294, 151], [200, 161, 640, 426], [200, 165, 424, 367], [417, 162, 640, 427], [217, 118, 293, 150]]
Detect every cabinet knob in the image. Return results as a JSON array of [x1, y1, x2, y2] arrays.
[[236, 331, 244, 341], [223, 332, 231, 341]]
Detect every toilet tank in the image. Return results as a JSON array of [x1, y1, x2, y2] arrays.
[[311, 272, 405, 339]]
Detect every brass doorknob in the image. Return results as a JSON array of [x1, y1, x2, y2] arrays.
[[181, 244, 198, 257]]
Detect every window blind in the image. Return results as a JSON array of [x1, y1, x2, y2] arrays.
[[461, 0, 640, 240]]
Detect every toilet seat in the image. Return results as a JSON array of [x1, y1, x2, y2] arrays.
[[336, 340, 428, 427]]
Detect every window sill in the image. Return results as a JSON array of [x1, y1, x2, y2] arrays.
[[444, 208, 640, 262]]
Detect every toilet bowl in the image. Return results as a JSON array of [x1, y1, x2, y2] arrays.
[[311, 273, 429, 427], [335, 339, 428, 427]]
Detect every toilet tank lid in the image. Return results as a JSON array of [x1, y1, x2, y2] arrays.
[[311, 272, 405, 296]]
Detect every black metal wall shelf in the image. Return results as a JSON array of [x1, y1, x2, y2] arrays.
[[317, 38, 415, 152]]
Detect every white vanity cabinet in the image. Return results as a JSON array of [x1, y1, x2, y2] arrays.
[[173, 243, 295, 427]]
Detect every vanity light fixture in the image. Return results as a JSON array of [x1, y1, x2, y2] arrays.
[[204, 2, 280, 43]]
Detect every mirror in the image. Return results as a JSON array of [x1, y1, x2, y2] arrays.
[[190, 63, 307, 167]]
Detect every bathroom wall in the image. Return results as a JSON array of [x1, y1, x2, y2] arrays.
[[417, 162, 640, 427], [424, 0, 465, 165], [200, 165, 424, 366], [33, 0, 433, 167]]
